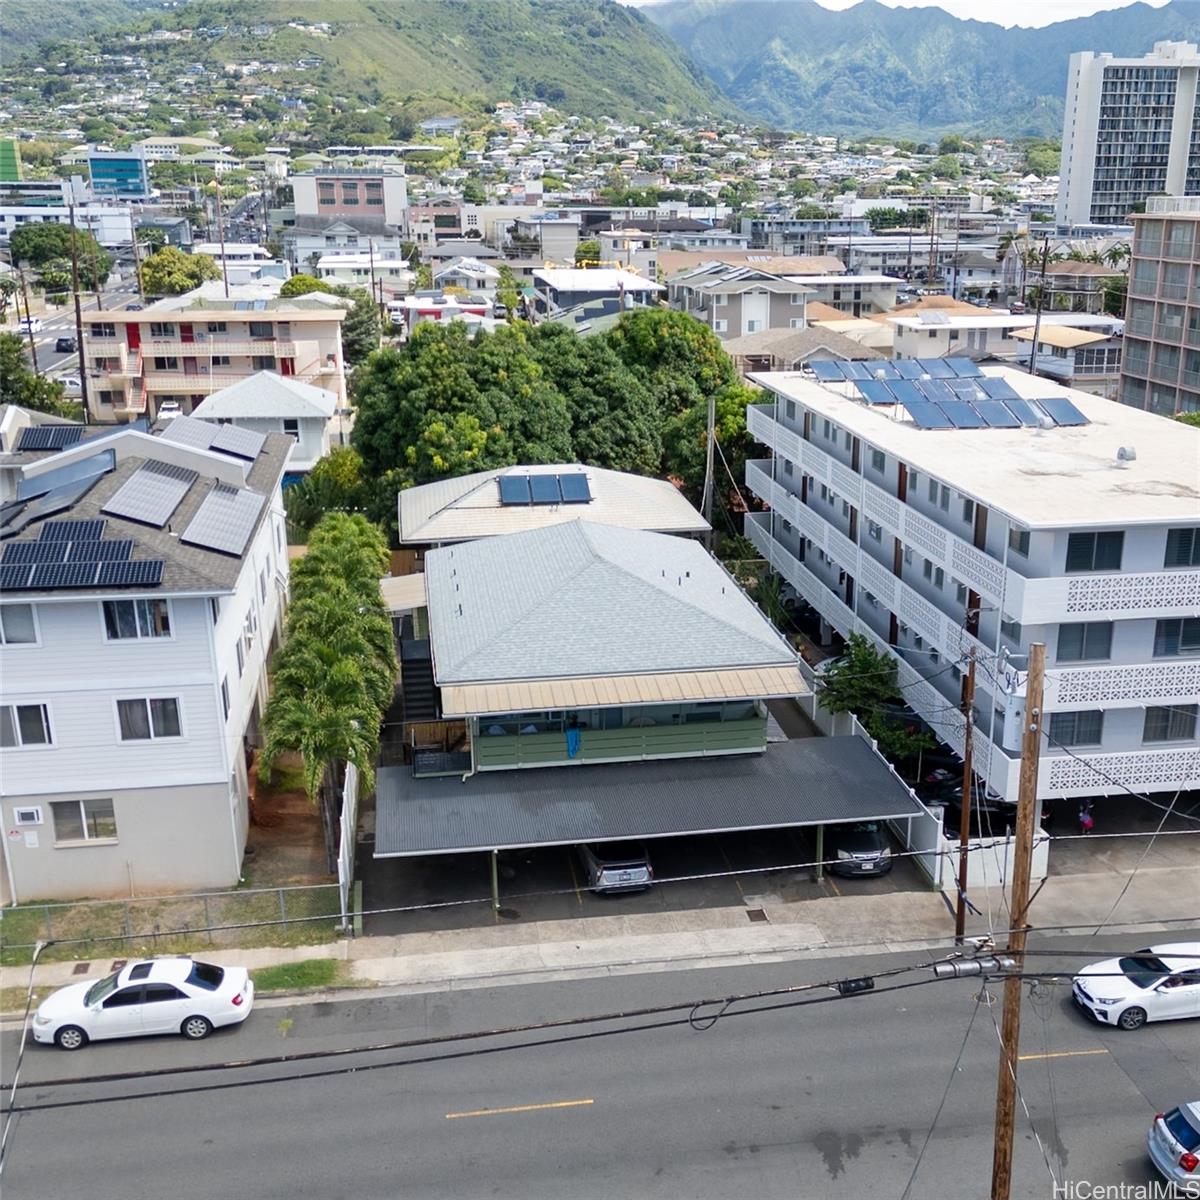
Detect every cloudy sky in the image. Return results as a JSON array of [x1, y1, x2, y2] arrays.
[[624, 0, 1175, 30]]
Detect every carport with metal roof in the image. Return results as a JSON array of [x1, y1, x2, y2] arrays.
[[374, 736, 926, 860]]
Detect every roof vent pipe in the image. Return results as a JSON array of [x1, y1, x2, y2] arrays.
[[1116, 445, 1137, 466]]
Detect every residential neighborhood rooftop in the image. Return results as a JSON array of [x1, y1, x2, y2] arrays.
[[190, 372, 338, 420], [398, 464, 709, 545], [750, 366, 1200, 528]]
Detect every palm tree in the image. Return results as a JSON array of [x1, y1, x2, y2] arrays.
[[1104, 242, 1130, 269]]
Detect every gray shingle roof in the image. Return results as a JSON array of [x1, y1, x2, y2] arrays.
[[192, 372, 336, 420], [425, 520, 796, 685]]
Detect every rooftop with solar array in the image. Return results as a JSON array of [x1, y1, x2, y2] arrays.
[[748, 363, 1200, 528]]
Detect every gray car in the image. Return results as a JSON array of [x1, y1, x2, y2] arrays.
[[575, 841, 652, 893], [826, 821, 893, 877], [1147, 1102, 1200, 1188]]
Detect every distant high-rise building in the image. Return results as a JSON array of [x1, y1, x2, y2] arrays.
[[1120, 195, 1200, 417], [1057, 41, 1200, 228], [0, 138, 22, 182]]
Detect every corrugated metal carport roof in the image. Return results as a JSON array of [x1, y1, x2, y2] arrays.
[[374, 737, 926, 858]]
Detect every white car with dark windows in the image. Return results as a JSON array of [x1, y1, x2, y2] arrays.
[[32, 957, 254, 1050], [1147, 1102, 1200, 1189], [1072, 943, 1200, 1031]]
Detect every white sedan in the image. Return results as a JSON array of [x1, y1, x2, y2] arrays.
[[1073, 943, 1200, 1031], [33, 957, 254, 1050]]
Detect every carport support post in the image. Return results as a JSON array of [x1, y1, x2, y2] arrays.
[[490, 849, 500, 916], [954, 653, 976, 943], [814, 824, 824, 882]]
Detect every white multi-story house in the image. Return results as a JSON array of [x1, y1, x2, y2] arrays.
[[80, 282, 348, 422], [742, 362, 1200, 810], [0, 417, 291, 902], [191, 372, 338, 476]]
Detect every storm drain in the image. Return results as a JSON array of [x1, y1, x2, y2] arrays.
[[72, 962, 91, 975], [745, 908, 770, 924], [110, 959, 128, 971]]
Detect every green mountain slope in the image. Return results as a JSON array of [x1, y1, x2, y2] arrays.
[[4, 0, 735, 122], [645, 0, 1200, 136], [1, 0, 164, 45]]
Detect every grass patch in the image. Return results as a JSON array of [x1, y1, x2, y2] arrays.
[[251, 958, 343, 992], [0, 986, 51, 1015]]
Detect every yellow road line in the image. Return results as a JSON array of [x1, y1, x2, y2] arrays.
[[825, 876, 842, 897], [1018, 1049, 1110, 1062], [446, 1098, 595, 1120]]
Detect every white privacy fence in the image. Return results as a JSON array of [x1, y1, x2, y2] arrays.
[[337, 763, 360, 932]]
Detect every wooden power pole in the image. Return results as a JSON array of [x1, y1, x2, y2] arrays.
[[953, 652, 976, 943], [16, 267, 39, 376], [67, 201, 92, 424], [989, 641, 1045, 1200]]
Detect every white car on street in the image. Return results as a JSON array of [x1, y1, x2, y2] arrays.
[[1072, 943, 1200, 1031], [17, 317, 43, 334], [32, 957, 254, 1050]]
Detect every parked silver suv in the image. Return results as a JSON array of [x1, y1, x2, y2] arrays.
[[575, 842, 652, 893]]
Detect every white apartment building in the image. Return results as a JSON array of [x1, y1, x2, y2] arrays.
[[0, 417, 291, 901], [1058, 41, 1200, 228], [314, 251, 413, 294], [891, 311, 1122, 367], [743, 363, 1200, 809], [79, 282, 348, 422], [0, 203, 134, 248]]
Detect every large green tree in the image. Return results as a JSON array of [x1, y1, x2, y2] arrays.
[[9, 223, 112, 284], [528, 324, 661, 475], [280, 274, 378, 365], [0, 333, 76, 417], [141, 246, 221, 296]]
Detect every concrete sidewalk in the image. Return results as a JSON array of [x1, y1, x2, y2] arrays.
[[3, 863, 1196, 1003]]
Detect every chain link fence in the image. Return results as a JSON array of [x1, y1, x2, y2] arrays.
[[1, 884, 342, 966]]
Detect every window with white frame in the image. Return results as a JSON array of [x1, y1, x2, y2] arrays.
[[117, 697, 181, 741], [1008, 527, 1030, 557], [236, 638, 245, 677], [1154, 618, 1200, 657], [282, 418, 300, 439], [0, 604, 37, 644], [711, 293, 727, 307], [870, 450, 885, 474], [0, 703, 51, 747], [103, 599, 171, 640], [51, 798, 116, 843], [259, 569, 267, 604], [221, 677, 230, 720], [713, 319, 727, 333], [1057, 622, 1112, 662]]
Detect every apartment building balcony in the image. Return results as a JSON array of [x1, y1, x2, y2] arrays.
[[747, 404, 1200, 626], [142, 339, 298, 358]]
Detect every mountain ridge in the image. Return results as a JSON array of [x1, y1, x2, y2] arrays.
[[645, 0, 1200, 136]]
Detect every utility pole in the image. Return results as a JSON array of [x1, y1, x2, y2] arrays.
[[700, 388, 716, 549], [989, 641, 1045, 1200], [16, 267, 39, 375], [953, 651, 976, 943], [129, 225, 146, 304], [926, 197, 938, 286], [1026, 237, 1051, 378], [67, 200, 92, 425], [214, 178, 230, 298], [950, 211, 962, 300]]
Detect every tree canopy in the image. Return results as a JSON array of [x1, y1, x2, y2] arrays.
[[9, 223, 112, 284], [140, 246, 221, 296], [0, 333, 78, 418]]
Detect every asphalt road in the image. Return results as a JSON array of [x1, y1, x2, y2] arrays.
[[2, 935, 1197, 1200]]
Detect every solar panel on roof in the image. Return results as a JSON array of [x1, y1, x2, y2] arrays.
[[211, 424, 267, 461], [102, 461, 197, 528], [0, 564, 33, 590], [842, 361, 874, 381], [39, 519, 104, 542], [810, 360, 845, 382], [916, 358, 955, 379], [98, 559, 164, 587], [947, 358, 982, 378], [947, 379, 985, 401], [15, 425, 85, 452], [901, 400, 955, 430], [1038, 396, 1090, 426], [980, 378, 1020, 401], [0, 481, 97, 539], [915, 379, 955, 403], [894, 361, 923, 380], [855, 380, 896, 406], [67, 538, 133, 563], [558, 474, 591, 504], [889, 379, 926, 407], [179, 484, 266, 557], [1003, 398, 1045, 427], [498, 475, 532, 505], [30, 561, 101, 589], [1, 540, 65, 565], [16, 448, 114, 503], [529, 474, 562, 505], [975, 401, 1021, 429], [159, 417, 218, 451], [937, 399, 986, 429]]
